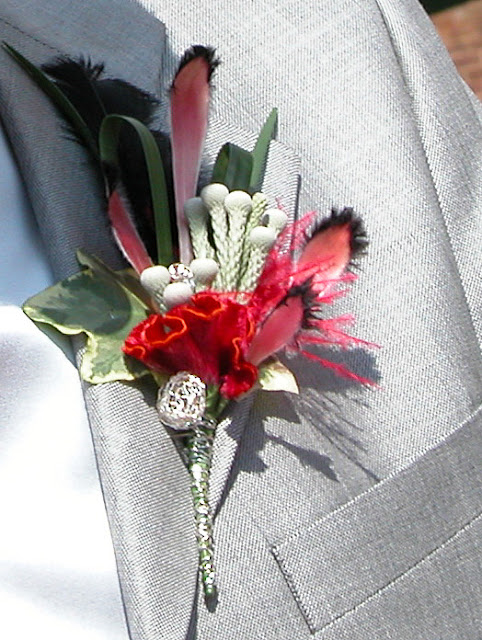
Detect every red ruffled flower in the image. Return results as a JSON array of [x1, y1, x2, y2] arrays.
[[124, 208, 376, 400], [123, 292, 258, 398]]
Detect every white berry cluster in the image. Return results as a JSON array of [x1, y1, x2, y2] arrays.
[[140, 183, 288, 309], [186, 184, 288, 291], [140, 259, 218, 311]]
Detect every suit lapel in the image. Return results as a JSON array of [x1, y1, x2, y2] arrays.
[[0, 2, 300, 633], [0, 4, 199, 639]]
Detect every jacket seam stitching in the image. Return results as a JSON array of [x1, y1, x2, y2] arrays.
[[0, 16, 61, 55], [273, 508, 482, 634], [373, 0, 482, 358], [319, 508, 482, 633]]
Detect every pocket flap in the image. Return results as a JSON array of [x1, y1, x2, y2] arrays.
[[272, 405, 482, 633]]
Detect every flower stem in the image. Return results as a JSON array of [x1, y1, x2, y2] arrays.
[[186, 420, 217, 599]]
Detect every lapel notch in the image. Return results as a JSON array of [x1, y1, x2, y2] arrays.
[[0, 3, 200, 638]]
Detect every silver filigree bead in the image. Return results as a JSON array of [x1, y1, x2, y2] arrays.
[[156, 372, 207, 430], [168, 262, 195, 288]]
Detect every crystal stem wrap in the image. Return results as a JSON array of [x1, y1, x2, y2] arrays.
[[186, 420, 216, 598]]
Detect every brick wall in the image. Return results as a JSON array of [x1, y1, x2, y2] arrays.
[[432, 0, 482, 98]]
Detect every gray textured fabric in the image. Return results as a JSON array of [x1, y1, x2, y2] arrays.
[[273, 403, 482, 633], [1, 0, 482, 638]]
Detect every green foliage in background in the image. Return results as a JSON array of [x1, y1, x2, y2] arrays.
[[420, 0, 466, 13]]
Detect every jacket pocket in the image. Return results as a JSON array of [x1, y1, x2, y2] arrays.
[[271, 404, 482, 634]]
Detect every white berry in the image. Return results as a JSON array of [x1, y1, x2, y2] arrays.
[[190, 258, 219, 285], [224, 190, 252, 214], [249, 226, 277, 250], [140, 265, 171, 301], [265, 208, 288, 232], [184, 197, 208, 221], [163, 282, 193, 309], [200, 183, 229, 209]]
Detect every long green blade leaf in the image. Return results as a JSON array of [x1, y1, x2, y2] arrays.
[[3, 42, 99, 159], [211, 142, 253, 192], [249, 108, 278, 192], [99, 114, 173, 266]]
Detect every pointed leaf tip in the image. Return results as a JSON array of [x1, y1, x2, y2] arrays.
[[212, 142, 253, 191], [258, 358, 299, 394], [250, 108, 278, 192]]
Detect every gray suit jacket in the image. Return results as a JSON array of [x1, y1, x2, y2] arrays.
[[1, 0, 481, 638]]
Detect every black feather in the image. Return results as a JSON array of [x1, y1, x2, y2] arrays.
[[42, 57, 107, 139], [97, 78, 159, 125], [309, 208, 368, 259], [171, 45, 220, 90], [42, 56, 159, 138], [42, 56, 174, 261]]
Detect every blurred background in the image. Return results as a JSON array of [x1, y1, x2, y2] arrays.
[[422, 0, 465, 11], [423, 0, 482, 98]]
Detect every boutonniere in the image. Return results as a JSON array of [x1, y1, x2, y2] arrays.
[[5, 43, 375, 601]]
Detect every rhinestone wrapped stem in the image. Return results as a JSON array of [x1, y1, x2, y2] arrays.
[[185, 420, 217, 599]]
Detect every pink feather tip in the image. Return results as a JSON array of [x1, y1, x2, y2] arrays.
[[107, 190, 153, 274], [247, 208, 374, 383], [170, 46, 219, 263]]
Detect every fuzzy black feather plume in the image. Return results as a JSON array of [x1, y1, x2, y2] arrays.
[[311, 208, 368, 259], [42, 56, 174, 260], [172, 45, 220, 88], [42, 56, 159, 139]]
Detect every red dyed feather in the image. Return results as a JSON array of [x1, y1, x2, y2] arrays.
[[250, 210, 357, 327], [298, 219, 352, 275], [248, 209, 366, 367], [298, 218, 355, 300], [298, 349, 374, 386], [170, 47, 218, 263], [247, 296, 304, 365], [107, 190, 153, 274]]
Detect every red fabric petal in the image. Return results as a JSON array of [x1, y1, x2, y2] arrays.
[[220, 337, 258, 398], [247, 296, 304, 366], [123, 292, 258, 397]]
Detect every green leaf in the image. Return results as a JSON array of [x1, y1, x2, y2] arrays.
[[99, 114, 173, 266], [3, 42, 99, 159], [151, 371, 170, 388], [76, 250, 154, 310], [211, 142, 253, 192], [258, 358, 299, 394], [23, 256, 150, 384], [205, 385, 229, 421], [249, 108, 278, 192]]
